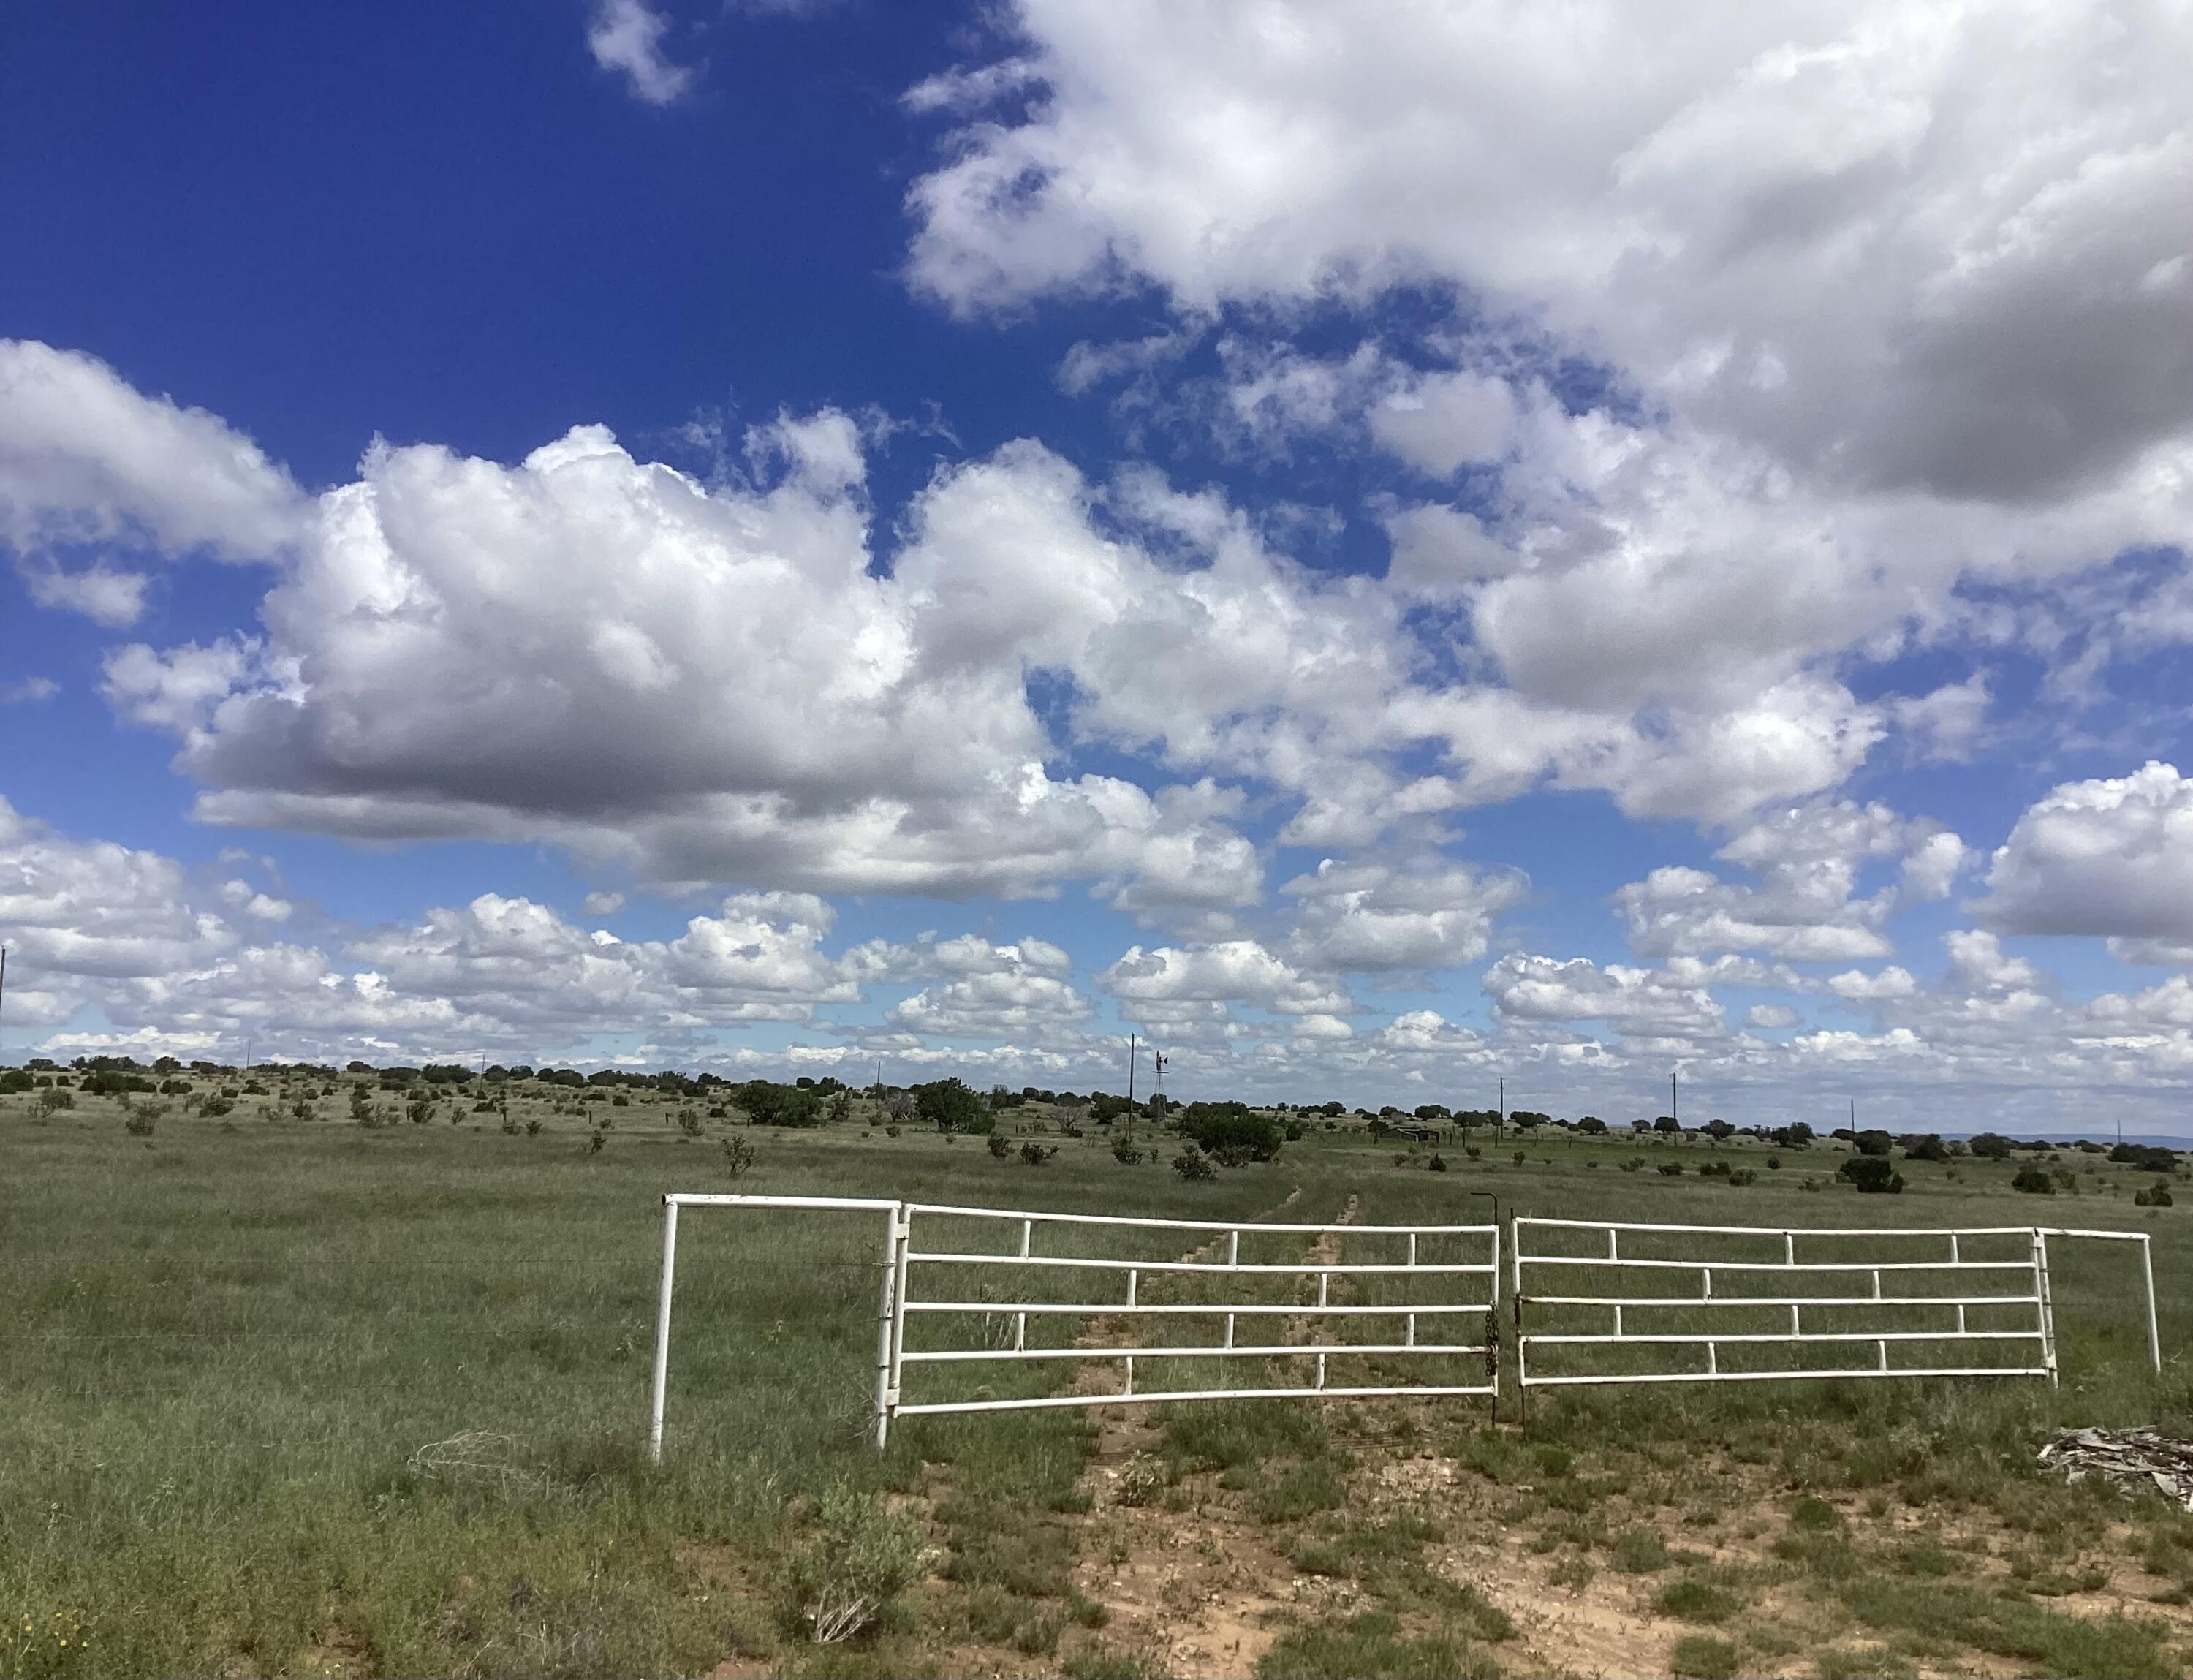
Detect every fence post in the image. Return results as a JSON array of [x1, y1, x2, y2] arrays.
[[888, 1206, 912, 1426], [648, 1195, 681, 1464], [1015, 1218, 1031, 1352], [1406, 1231, 1417, 1349], [873, 1202, 904, 1450], [2033, 1229, 2058, 1388], [2143, 1234, 2162, 1374], [1225, 1229, 1239, 1351]]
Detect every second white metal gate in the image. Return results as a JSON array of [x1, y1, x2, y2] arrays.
[[1511, 1218, 2158, 1390]]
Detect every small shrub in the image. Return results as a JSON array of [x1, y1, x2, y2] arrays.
[[1173, 1146, 1217, 1181], [1838, 1156, 1905, 1195], [1019, 1141, 1058, 1165], [1657, 1161, 1684, 1176], [525, 1118, 543, 1135], [1114, 1454, 1169, 1508], [1655, 1577, 1743, 1623], [2012, 1162, 2055, 1195], [587, 1132, 605, 1155], [1604, 1526, 1669, 1572], [988, 1133, 1012, 1158], [1463, 1143, 1482, 1160], [721, 1135, 755, 1177], [123, 1110, 157, 1137], [1621, 1157, 1643, 1172], [1727, 1168, 1757, 1187], [35, 1088, 75, 1116], [1428, 1152, 1448, 1172], [2135, 1180, 2174, 1207], [676, 1108, 704, 1137], [1790, 1495, 1842, 1531], [1513, 1151, 1527, 1166], [1112, 1140, 1143, 1165]]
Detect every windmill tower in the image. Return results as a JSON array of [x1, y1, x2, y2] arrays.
[[1149, 1051, 1169, 1116]]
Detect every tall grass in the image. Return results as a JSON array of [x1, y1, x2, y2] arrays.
[[0, 1097, 2181, 1674]]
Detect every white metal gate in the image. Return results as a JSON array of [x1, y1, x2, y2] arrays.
[[1511, 1219, 2159, 1390], [646, 1197, 2162, 1458], [889, 1199, 1500, 1424], [648, 1193, 1498, 1456]]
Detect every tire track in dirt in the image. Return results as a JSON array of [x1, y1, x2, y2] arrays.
[[1064, 1190, 1364, 1679]]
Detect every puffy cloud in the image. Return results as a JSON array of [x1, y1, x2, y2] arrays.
[[875, 931, 1093, 1039], [1745, 1003, 1800, 1029], [906, 1, 2192, 508], [0, 339, 307, 562], [586, 0, 697, 105], [1825, 966, 1917, 1001], [0, 796, 232, 1024], [904, 4, 2193, 823], [91, 419, 1315, 905], [0, 340, 307, 624], [1482, 952, 1726, 1040], [1281, 853, 1526, 972], [1099, 939, 1353, 1023], [1977, 763, 2193, 942], [20, 562, 150, 627], [1618, 800, 1961, 959]]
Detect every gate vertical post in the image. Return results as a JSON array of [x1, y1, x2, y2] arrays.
[[2142, 1234, 2162, 1374], [2032, 1229, 2058, 1388], [1405, 1231, 1417, 1349], [873, 1201, 904, 1449], [1015, 1219, 1031, 1352], [648, 1195, 681, 1464], [888, 1206, 912, 1428]]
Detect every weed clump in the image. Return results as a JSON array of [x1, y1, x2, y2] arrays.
[[787, 1485, 933, 1644], [1256, 1610, 1499, 1680], [1669, 1633, 1743, 1678]]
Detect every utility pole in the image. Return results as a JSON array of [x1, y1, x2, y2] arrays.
[[1497, 1074, 1505, 1143], [1672, 1071, 1679, 1127], [1126, 1034, 1137, 1106], [0, 946, 7, 1066]]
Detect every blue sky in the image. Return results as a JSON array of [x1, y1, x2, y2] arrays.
[[4, 0, 2192, 1132]]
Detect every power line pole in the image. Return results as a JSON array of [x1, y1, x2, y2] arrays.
[[1497, 1074, 1505, 1143], [1126, 1034, 1137, 1106], [1671, 1070, 1678, 1127]]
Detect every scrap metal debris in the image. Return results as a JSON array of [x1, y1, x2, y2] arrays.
[[2039, 1426, 2193, 1511]]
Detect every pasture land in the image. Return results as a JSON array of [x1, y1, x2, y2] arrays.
[[3, 1075, 2190, 1678]]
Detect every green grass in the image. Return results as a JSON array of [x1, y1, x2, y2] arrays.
[[1667, 1633, 1742, 1679], [1, 1083, 2184, 1676], [1257, 1610, 1500, 1680]]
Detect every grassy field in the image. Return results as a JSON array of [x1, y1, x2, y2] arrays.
[[2, 1073, 2188, 1678]]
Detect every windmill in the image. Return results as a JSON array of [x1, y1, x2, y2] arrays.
[[1149, 1050, 1169, 1116]]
